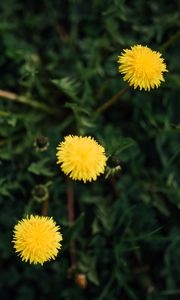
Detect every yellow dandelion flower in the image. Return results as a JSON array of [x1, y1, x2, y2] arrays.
[[117, 45, 168, 91], [12, 215, 63, 265], [56, 135, 107, 183]]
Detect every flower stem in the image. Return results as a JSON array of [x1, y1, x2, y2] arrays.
[[0, 110, 10, 116], [67, 179, 75, 224], [41, 199, 49, 216], [0, 89, 59, 116], [67, 179, 76, 267], [95, 85, 129, 114], [160, 30, 180, 52]]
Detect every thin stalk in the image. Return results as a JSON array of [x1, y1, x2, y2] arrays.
[[41, 198, 49, 216], [95, 86, 129, 114], [0, 110, 10, 116], [67, 180, 75, 224], [0, 89, 59, 116], [160, 30, 180, 52], [67, 179, 76, 267]]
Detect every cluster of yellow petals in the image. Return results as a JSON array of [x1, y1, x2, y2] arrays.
[[117, 45, 168, 91], [12, 215, 63, 265], [56, 135, 107, 183]]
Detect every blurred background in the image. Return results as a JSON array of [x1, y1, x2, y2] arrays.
[[0, 0, 180, 299]]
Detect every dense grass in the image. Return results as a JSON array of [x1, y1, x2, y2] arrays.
[[0, 0, 180, 299]]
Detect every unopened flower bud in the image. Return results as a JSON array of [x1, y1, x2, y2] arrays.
[[32, 184, 49, 203], [34, 136, 49, 152]]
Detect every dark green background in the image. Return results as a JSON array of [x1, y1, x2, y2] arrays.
[[0, 0, 180, 299]]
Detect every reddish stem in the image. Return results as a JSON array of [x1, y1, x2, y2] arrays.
[[67, 179, 76, 268], [41, 199, 49, 216], [67, 179, 74, 224]]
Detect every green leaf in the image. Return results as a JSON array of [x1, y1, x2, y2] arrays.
[[28, 159, 53, 176], [52, 77, 80, 101], [62, 213, 85, 250]]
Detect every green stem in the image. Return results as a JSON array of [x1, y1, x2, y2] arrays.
[[160, 30, 180, 52], [95, 86, 129, 114], [0, 90, 60, 116], [0, 110, 10, 116]]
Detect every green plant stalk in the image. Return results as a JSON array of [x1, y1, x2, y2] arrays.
[[160, 30, 180, 52], [67, 179, 76, 268], [95, 86, 130, 114], [0, 89, 59, 116], [0, 110, 10, 116]]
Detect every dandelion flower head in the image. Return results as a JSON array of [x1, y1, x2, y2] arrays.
[[56, 135, 107, 183], [12, 215, 63, 265], [117, 45, 168, 91]]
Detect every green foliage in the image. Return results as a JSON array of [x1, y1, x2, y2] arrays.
[[52, 77, 81, 101], [0, 0, 180, 299]]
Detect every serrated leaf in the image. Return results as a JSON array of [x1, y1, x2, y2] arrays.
[[52, 77, 80, 101], [87, 268, 100, 286], [28, 159, 53, 176]]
